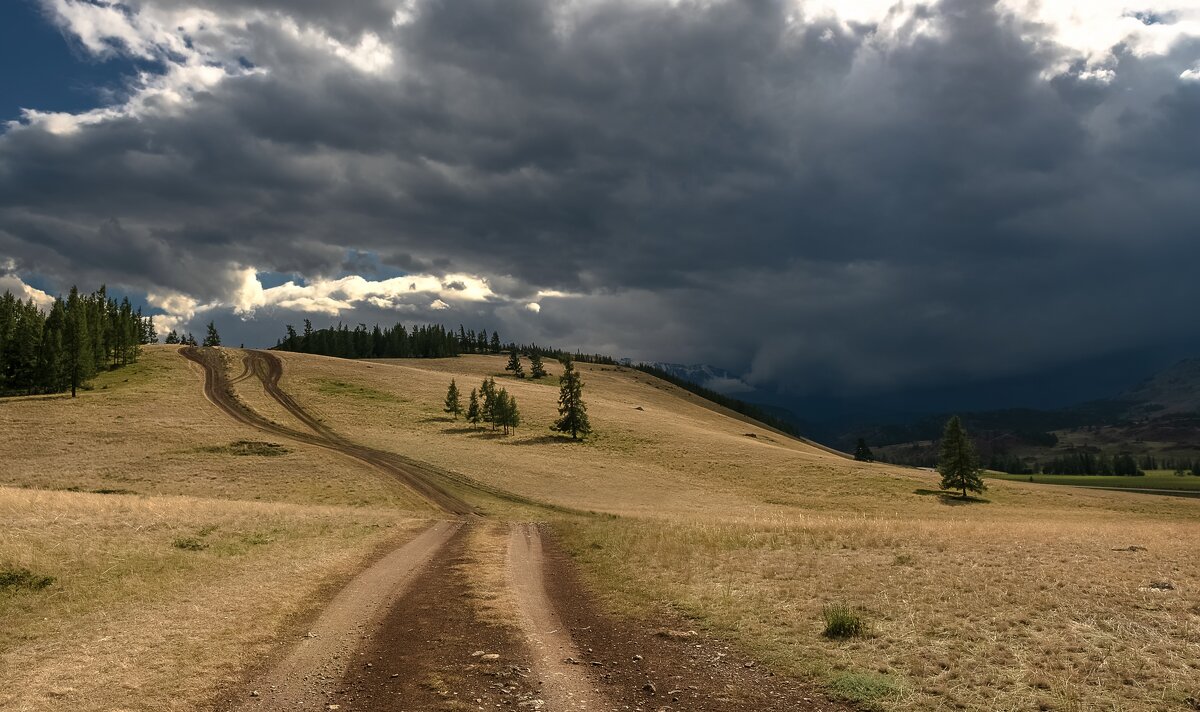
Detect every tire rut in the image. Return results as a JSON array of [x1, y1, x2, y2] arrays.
[[508, 523, 612, 710], [180, 346, 473, 515], [225, 521, 462, 711]]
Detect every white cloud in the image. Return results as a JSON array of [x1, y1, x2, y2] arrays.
[[429, 298, 450, 310], [525, 302, 542, 313], [0, 272, 55, 309], [279, 19, 394, 74]]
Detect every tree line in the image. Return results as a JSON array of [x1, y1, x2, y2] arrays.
[[273, 320, 499, 359], [0, 286, 155, 397]]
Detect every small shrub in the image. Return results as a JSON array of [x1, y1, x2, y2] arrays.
[[0, 567, 55, 592], [173, 537, 209, 551], [823, 603, 867, 639]]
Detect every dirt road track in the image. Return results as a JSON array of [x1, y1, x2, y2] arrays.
[[180, 346, 473, 515], [509, 523, 611, 710], [228, 520, 461, 711]]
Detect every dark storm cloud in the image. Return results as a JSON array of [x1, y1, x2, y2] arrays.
[[2, 0, 1200, 396]]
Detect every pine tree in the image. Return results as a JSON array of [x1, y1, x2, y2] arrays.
[[37, 299, 66, 393], [505, 351, 525, 378], [494, 389, 511, 434], [466, 388, 481, 428], [528, 351, 547, 379], [490, 331, 501, 354], [444, 379, 462, 419], [551, 359, 591, 440], [507, 396, 520, 433], [938, 416, 985, 498], [203, 322, 221, 347], [63, 287, 93, 398], [164, 329, 180, 344], [480, 376, 498, 430], [853, 438, 874, 462]]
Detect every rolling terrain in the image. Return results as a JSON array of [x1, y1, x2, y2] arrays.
[[1, 345, 1198, 711]]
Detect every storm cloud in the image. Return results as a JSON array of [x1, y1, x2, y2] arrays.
[[2, 0, 1199, 397]]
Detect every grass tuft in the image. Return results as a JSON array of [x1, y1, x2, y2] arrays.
[[822, 603, 867, 639], [0, 566, 55, 592], [172, 537, 209, 551], [829, 671, 900, 705]]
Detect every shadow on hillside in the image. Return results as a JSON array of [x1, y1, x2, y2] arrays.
[[420, 416, 457, 424], [441, 425, 480, 435], [506, 434, 577, 446], [913, 488, 991, 505]]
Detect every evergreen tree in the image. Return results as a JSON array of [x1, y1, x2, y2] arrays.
[[480, 376, 498, 429], [63, 287, 93, 398], [37, 299, 66, 393], [853, 438, 874, 462], [164, 329, 180, 344], [528, 351, 547, 379], [490, 331, 501, 353], [551, 359, 591, 440], [203, 322, 221, 347], [505, 350, 525, 378], [938, 416, 985, 498], [494, 389, 511, 434], [444, 379, 462, 419], [466, 388, 481, 428], [507, 395, 520, 433]]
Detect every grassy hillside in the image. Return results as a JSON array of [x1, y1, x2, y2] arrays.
[[0, 346, 429, 711], [271, 351, 1200, 712], [3, 346, 1198, 711]]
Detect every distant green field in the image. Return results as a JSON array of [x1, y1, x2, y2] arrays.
[[991, 471, 1200, 493]]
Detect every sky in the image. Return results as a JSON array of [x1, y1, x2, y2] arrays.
[[2, 0, 1200, 414]]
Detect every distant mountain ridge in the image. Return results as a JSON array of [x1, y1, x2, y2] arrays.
[[1120, 357, 1200, 417], [647, 362, 754, 396]]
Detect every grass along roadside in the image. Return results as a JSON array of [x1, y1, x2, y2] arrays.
[[550, 511, 1200, 711], [0, 486, 427, 712]]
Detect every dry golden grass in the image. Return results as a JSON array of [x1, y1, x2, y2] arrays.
[[0, 346, 426, 509], [5, 346, 1198, 711], [0, 346, 431, 711], [270, 351, 1200, 711], [0, 485, 423, 711]]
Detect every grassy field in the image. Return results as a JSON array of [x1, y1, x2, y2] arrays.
[[0, 346, 430, 711], [991, 471, 1200, 493], [4, 346, 1199, 711], [270, 351, 1200, 712]]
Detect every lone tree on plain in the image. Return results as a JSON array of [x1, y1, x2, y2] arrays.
[[551, 358, 591, 440], [528, 351, 548, 379], [443, 379, 462, 419], [854, 438, 874, 462], [505, 350, 525, 378], [466, 388, 481, 428], [938, 415, 985, 498], [203, 321, 221, 347]]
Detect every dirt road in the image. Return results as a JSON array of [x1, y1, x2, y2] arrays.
[[184, 347, 838, 712], [230, 521, 461, 710]]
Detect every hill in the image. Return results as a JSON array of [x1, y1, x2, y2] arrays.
[[1, 346, 1197, 711], [850, 358, 1200, 472]]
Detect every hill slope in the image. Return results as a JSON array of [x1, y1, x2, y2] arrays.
[[2, 347, 1198, 711]]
